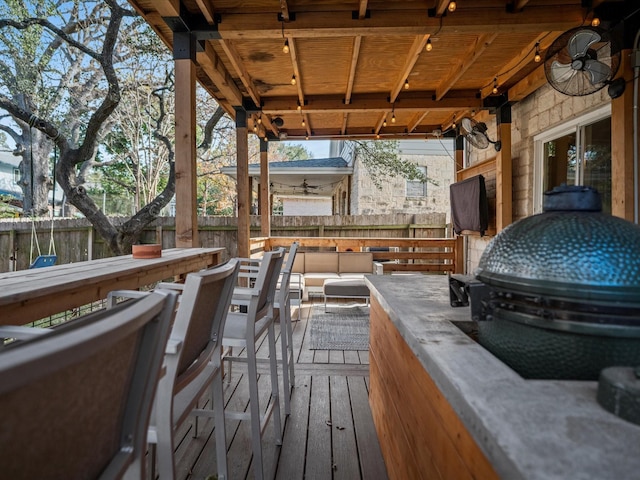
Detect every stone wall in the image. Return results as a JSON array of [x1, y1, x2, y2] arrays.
[[463, 82, 609, 273], [351, 140, 455, 218]]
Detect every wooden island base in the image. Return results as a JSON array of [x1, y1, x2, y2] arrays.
[[369, 296, 498, 480]]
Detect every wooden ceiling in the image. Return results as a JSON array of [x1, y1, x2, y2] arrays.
[[128, 0, 616, 142]]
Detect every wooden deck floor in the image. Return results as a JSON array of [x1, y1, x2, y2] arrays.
[[167, 298, 388, 480]]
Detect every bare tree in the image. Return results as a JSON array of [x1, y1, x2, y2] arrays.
[[0, 0, 175, 254]]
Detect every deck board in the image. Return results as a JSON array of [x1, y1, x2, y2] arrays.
[[160, 298, 388, 480]]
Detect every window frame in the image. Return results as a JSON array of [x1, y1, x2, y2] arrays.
[[405, 165, 427, 198], [533, 104, 611, 213]]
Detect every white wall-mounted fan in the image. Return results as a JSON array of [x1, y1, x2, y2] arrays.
[[459, 117, 502, 151], [544, 26, 621, 96]]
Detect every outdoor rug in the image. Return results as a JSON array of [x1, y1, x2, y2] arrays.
[[309, 304, 370, 350]]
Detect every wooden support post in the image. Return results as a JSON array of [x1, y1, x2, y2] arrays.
[[174, 32, 199, 248], [611, 49, 636, 221], [453, 135, 465, 273], [495, 106, 512, 231], [259, 138, 271, 237], [236, 108, 250, 258]]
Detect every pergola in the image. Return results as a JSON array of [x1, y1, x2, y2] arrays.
[[126, 0, 630, 257]]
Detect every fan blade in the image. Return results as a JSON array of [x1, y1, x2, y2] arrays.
[[467, 132, 489, 149], [568, 29, 601, 60], [550, 60, 575, 84], [460, 117, 475, 136], [583, 59, 611, 85]]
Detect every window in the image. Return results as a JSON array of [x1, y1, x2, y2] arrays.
[[534, 105, 611, 213], [13, 168, 20, 183], [406, 166, 427, 197]]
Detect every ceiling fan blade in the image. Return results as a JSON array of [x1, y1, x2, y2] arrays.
[[583, 59, 611, 84], [550, 60, 575, 84], [467, 132, 489, 149], [460, 117, 475, 136], [568, 29, 601, 59]]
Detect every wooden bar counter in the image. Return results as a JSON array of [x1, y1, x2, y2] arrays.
[[0, 247, 224, 326], [365, 275, 640, 480]]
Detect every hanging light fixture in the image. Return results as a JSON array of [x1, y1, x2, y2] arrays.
[[253, 125, 257, 132], [448, 1, 456, 13], [534, 42, 541, 63], [257, 116, 262, 124], [452, 115, 456, 129], [305, 135, 309, 140], [301, 118, 305, 127], [291, 75, 297, 86], [591, 17, 600, 27], [404, 78, 409, 90], [392, 111, 396, 124], [426, 38, 433, 52], [283, 39, 290, 54], [492, 77, 499, 94], [297, 102, 302, 111], [383, 117, 387, 127]]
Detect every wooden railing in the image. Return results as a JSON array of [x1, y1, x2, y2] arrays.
[[251, 236, 463, 274]]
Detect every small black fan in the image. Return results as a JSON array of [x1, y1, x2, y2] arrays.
[[459, 117, 501, 152], [544, 26, 621, 96]]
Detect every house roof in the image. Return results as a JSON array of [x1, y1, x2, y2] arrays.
[[127, 1, 624, 143], [221, 156, 353, 196]]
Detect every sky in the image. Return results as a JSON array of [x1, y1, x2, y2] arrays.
[[287, 140, 331, 159]]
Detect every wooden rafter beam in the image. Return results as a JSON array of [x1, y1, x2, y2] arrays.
[[287, 37, 306, 108], [408, 111, 429, 133], [345, 36, 362, 105], [218, 39, 261, 108], [279, 0, 290, 22], [435, 33, 497, 101], [390, 35, 430, 103], [262, 93, 482, 114], [195, 42, 243, 106], [219, 7, 584, 39], [479, 32, 560, 98], [511, 0, 531, 12], [358, 0, 368, 20], [194, 0, 215, 24], [341, 113, 348, 135], [432, 0, 451, 17]]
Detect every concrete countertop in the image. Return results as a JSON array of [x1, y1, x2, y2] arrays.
[[365, 274, 640, 480]]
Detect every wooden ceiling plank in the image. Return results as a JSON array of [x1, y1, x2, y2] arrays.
[[375, 112, 387, 133], [435, 33, 498, 101], [390, 35, 430, 102], [217, 7, 584, 39], [194, 0, 215, 24], [218, 39, 261, 108], [345, 36, 362, 105]]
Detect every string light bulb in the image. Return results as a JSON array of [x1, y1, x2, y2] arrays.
[[448, 1, 456, 13], [591, 17, 600, 27], [391, 112, 396, 124], [253, 125, 257, 132], [426, 38, 433, 52], [305, 135, 309, 140], [291, 75, 296, 86], [404, 79, 409, 90], [452, 115, 456, 129], [383, 117, 387, 127], [257, 116, 262, 124], [492, 77, 499, 94], [283, 40, 290, 54], [301, 118, 305, 127], [534, 42, 541, 63], [376, 133, 380, 139], [297, 102, 302, 111]]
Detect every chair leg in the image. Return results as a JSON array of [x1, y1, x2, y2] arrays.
[[278, 306, 292, 416], [212, 368, 228, 480], [267, 324, 282, 444], [246, 342, 264, 480], [155, 395, 177, 479]]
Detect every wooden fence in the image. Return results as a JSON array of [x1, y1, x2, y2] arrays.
[[0, 212, 450, 273]]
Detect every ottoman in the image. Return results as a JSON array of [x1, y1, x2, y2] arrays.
[[323, 278, 370, 312]]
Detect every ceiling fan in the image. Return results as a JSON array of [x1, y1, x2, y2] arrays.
[[459, 117, 502, 151]]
